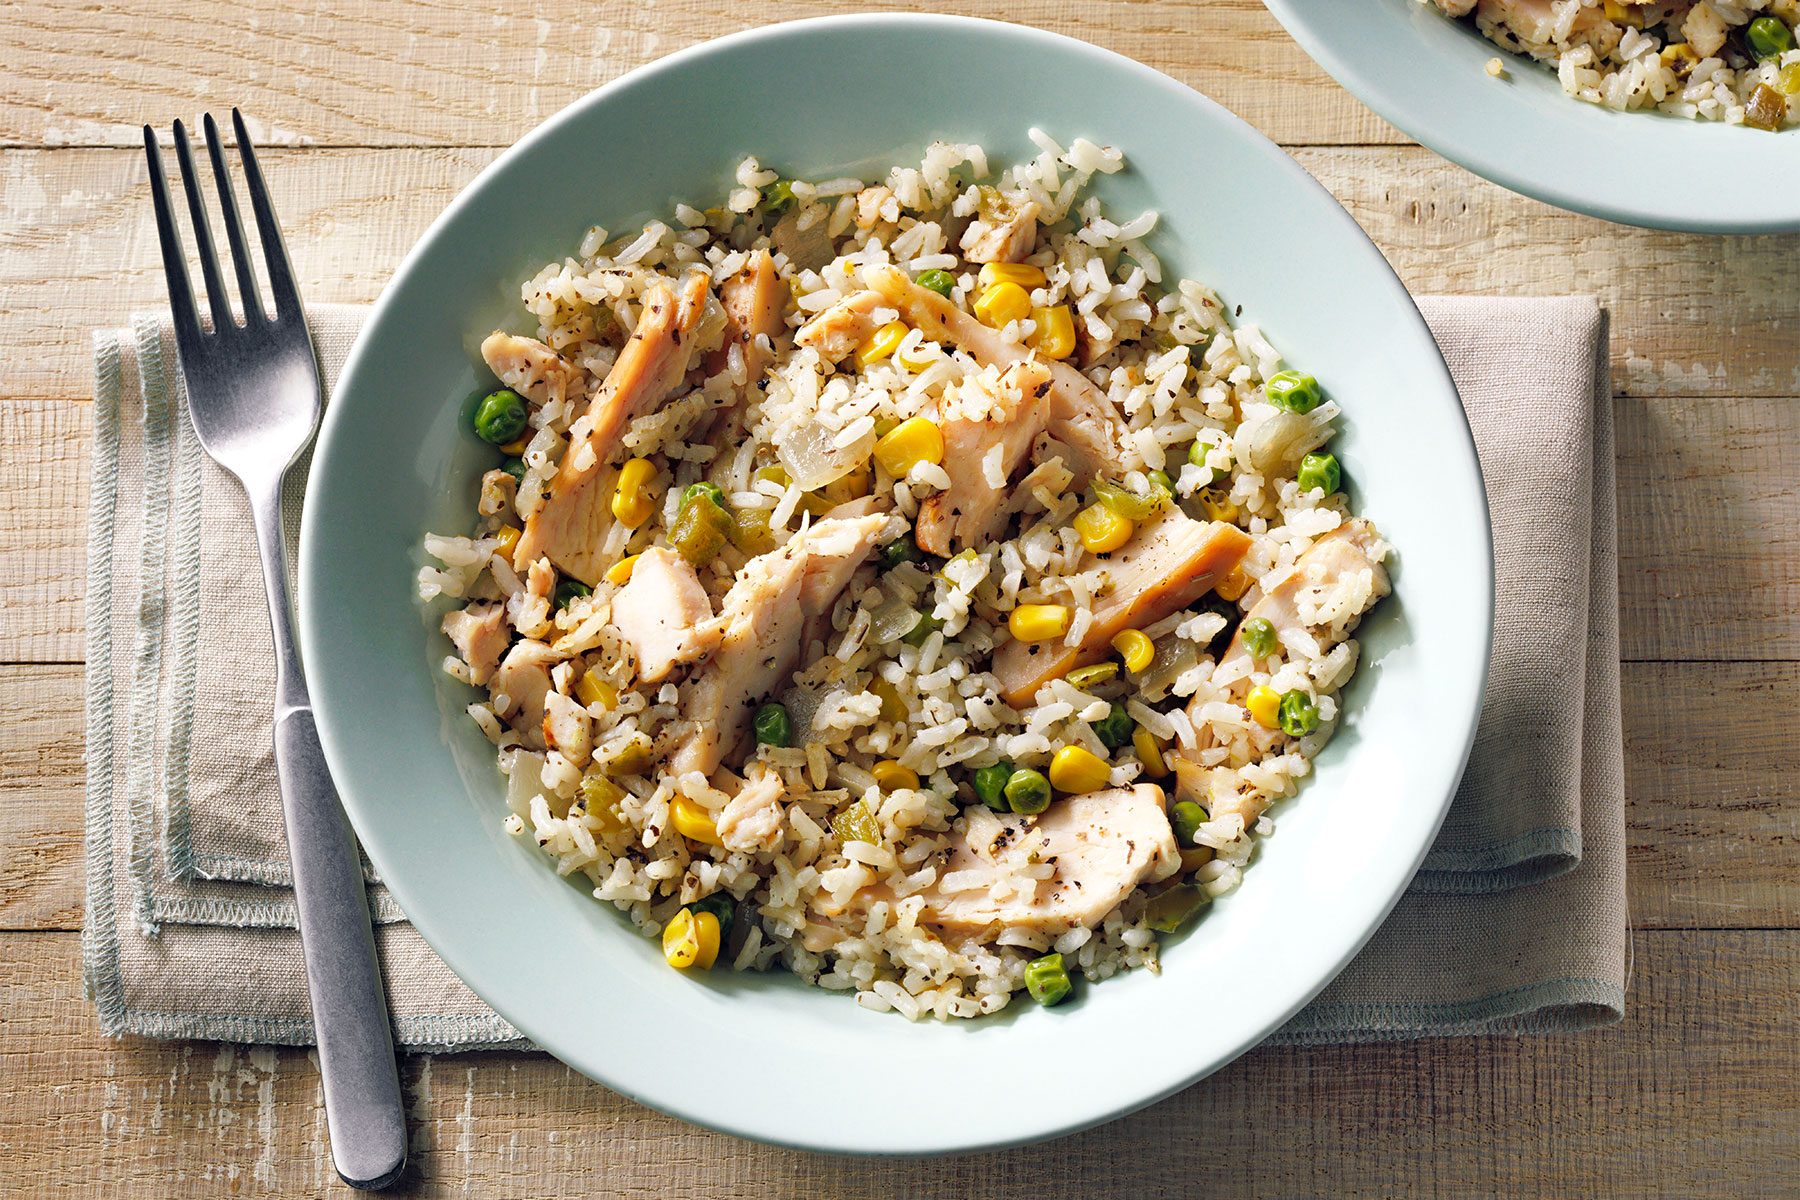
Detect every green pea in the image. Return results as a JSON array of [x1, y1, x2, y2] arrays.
[[753, 702, 792, 747], [472, 389, 529, 445], [900, 611, 945, 647], [1278, 690, 1320, 738], [1188, 440, 1213, 468], [1748, 16, 1794, 61], [1090, 702, 1135, 751], [1003, 768, 1052, 815], [1240, 617, 1278, 659], [1171, 800, 1207, 848], [973, 761, 1015, 812], [554, 578, 592, 609], [1023, 952, 1072, 1006], [684, 481, 727, 509], [1265, 370, 1323, 414], [1146, 469, 1174, 496], [915, 268, 957, 298], [500, 457, 527, 484], [692, 892, 736, 937], [761, 179, 797, 215], [880, 538, 925, 571], [1297, 451, 1341, 496]]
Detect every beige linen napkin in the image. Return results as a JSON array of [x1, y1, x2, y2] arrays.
[[82, 298, 1624, 1049]]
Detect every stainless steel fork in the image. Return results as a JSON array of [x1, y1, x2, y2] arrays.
[[144, 110, 407, 1191]]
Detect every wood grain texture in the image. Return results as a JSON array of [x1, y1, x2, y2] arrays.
[[3, 929, 1794, 1198], [0, 0, 1395, 150], [7, 657, 1792, 933], [8, 146, 1800, 407], [0, 401, 88, 663]]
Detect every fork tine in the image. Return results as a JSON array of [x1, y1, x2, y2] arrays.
[[231, 109, 302, 320], [172, 118, 235, 334], [143, 125, 205, 357], [203, 112, 262, 322]]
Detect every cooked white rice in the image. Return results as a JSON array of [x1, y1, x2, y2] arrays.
[[422, 135, 1390, 1019], [1429, 0, 1800, 129]]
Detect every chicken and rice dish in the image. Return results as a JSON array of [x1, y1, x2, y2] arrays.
[[421, 134, 1390, 1019], [1431, 0, 1800, 129]]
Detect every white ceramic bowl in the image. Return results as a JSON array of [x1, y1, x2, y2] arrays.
[[299, 13, 1493, 1154], [1266, 0, 1800, 232]]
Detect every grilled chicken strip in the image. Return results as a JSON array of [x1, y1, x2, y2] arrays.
[[514, 272, 712, 583], [610, 546, 720, 685], [825, 784, 1178, 935], [916, 360, 1054, 556], [669, 512, 888, 777], [864, 265, 1121, 482], [992, 512, 1252, 707], [480, 332, 583, 407]]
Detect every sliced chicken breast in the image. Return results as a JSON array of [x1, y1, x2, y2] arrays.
[[916, 360, 1054, 556], [489, 639, 561, 751], [699, 250, 787, 444], [992, 512, 1253, 707], [441, 601, 509, 686], [715, 767, 787, 853], [670, 512, 887, 777], [795, 289, 885, 364], [514, 271, 712, 583], [961, 198, 1041, 264], [1212, 519, 1390, 681], [610, 546, 719, 684], [864, 265, 1119, 479], [480, 332, 583, 407], [827, 784, 1178, 936]]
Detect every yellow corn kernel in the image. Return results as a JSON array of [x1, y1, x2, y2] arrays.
[[871, 761, 921, 792], [1112, 628, 1156, 675], [575, 671, 617, 709], [1215, 564, 1251, 603], [1073, 502, 1134, 554], [856, 320, 908, 369], [1660, 42, 1699, 72], [492, 525, 522, 559], [978, 261, 1047, 290], [873, 416, 945, 478], [611, 458, 657, 527], [498, 435, 530, 456], [670, 795, 722, 846], [1179, 845, 1216, 874], [604, 554, 640, 586], [1198, 487, 1239, 523], [661, 907, 721, 971], [870, 676, 908, 723], [1029, 305, 1076, 361], [1602, 0, 1642, 25], [1246, 685, 1281, 728], [1008, 604, 1072, 643], [1049, 745, 1110, 794], [1132, 726, 1169, 779], [973, 281, 1032, 329]]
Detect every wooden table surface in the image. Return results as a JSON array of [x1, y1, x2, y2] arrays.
[[4, 1, 1797, 1194]]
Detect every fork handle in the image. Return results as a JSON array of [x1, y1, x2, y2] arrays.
[[250, 481, 407, 1190], [274, 705, 409, 1189]]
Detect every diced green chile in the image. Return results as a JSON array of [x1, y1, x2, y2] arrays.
[[1171, 800, 1207, 848], [554, 578, 592, 609], [900, 612, 945, 647], [1090, 702, 1135, 751], [472, 389, 529, 445], [1004, 768, 1052, 815], [1278, 690, 1320, 738], [1024, 952, 1073, 1006], [914, 268, 957, 298], [881, 537, 926, 571], [761, 179, 798, 215], [1144, 884, 1209, 933], [753, 702, 793, 747], [973, 761, 1016, 812]]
